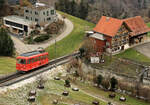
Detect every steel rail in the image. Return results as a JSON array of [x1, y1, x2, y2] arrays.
[[0, 51, 80, 87]]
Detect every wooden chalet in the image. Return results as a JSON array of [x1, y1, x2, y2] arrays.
[[90, 16, 150, 54]]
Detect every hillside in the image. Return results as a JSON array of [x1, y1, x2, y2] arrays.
[[87, 0, 150, 23], [46, 11, 95, 59], [55, 0, 150, 23]]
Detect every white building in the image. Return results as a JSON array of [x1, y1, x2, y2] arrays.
[[24, 3, 57, 24], [3, 15, 35, 35], [3, 2, 57, 36]]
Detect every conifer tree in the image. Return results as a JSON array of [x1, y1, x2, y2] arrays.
[[0, 28, 14, 56], [0, 0, 4, 8]]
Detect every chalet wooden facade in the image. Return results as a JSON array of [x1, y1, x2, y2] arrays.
[[90, 16, 150, 54]]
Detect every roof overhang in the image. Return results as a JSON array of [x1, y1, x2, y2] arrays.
[[3, 15, 35, 26], [90, 33, 106, 40]]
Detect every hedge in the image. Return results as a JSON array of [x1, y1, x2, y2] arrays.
[[34, 34, 51, 42]]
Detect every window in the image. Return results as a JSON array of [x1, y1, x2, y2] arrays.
[[36, 57, 38, 61], [32, 58, 34, 63], [5, 20, 23, 28], [44, 55, 46, 59], [51, 10, 54, 15], [25, 10, 29, 13], [43, 12, 45, 15], [47, 11, 49, 16], [47, 17, 51, 21], [35, 11, 38, 15], [28, 59, 31, 64], [31, 17, 32, 20], [17, 59, 26, 64], [35, 18, 38, 22], [26, 16, 29, 20]]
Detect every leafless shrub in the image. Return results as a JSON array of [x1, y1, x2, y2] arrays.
[[81, 38, 96, 59], [44, 19, 64, 34], [36, 75, 47, 85], [101, 78, 110, 90]]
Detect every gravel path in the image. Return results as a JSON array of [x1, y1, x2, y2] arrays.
[[11, 14, 74, 54], [134, 42, 150, 58]]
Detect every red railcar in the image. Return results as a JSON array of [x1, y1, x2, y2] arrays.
[[16, 51, 49, 72]]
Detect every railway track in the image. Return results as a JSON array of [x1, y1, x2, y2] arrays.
[[0, 52, 80, 87]]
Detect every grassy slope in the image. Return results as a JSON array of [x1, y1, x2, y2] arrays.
[[0, 79, 106, 105], [38, 80, 106, 105], [46, 11, 95, 59], [147, 22, 150, 37], [0, 57, 16, 74], [115, 48, 150, 63], [147, 22, 150, 27], [76, 81, 150, 105]]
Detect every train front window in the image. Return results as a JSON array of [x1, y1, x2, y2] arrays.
[[17, 59, 26, 64]]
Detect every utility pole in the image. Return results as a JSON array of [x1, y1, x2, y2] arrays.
[[55, 36, 57, 58], [54, 34, 57, 68], [55, 34, 57, 59]]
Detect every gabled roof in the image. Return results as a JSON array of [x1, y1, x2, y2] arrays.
[[93, 16, 150, 37], [123, 16, 150, 36], [93, 16, 123, 37]]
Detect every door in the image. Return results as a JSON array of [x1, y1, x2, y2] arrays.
[[121, 46, 124, 50]]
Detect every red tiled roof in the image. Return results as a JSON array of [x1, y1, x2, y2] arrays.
[[123, 16, 150, 36], [93, 16, 150, 37], [93, 16, 123, 37]]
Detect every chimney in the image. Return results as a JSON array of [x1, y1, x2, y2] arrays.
[[106, 17, 110, 22]]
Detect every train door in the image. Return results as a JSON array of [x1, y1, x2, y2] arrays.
[[42, 55, 46, 65], [44, 55, 48, 64], [29, 58, 34, 70], [28, 58, 32, 70], [34, 57, 39, 68], [32, 58, 37, 69], [46, 54, 49, 63], [16, 58, 26, 71], [26, 58, 29, 71], [40, 56, 44, 65], [38, 56, 42, 66], [36, 56, 39, 66]]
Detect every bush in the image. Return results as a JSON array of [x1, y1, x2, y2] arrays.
[[30, 30, 40, 36], [65, 80, 70, 85], [96, 74, 103, 86], [65, 79, 71, 87], [44, 19, 64, 34], [27, 36, 34, 44], [34, 34, 50, 42], [79, 47, 85, 57], [110, 77, 118, 91]]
